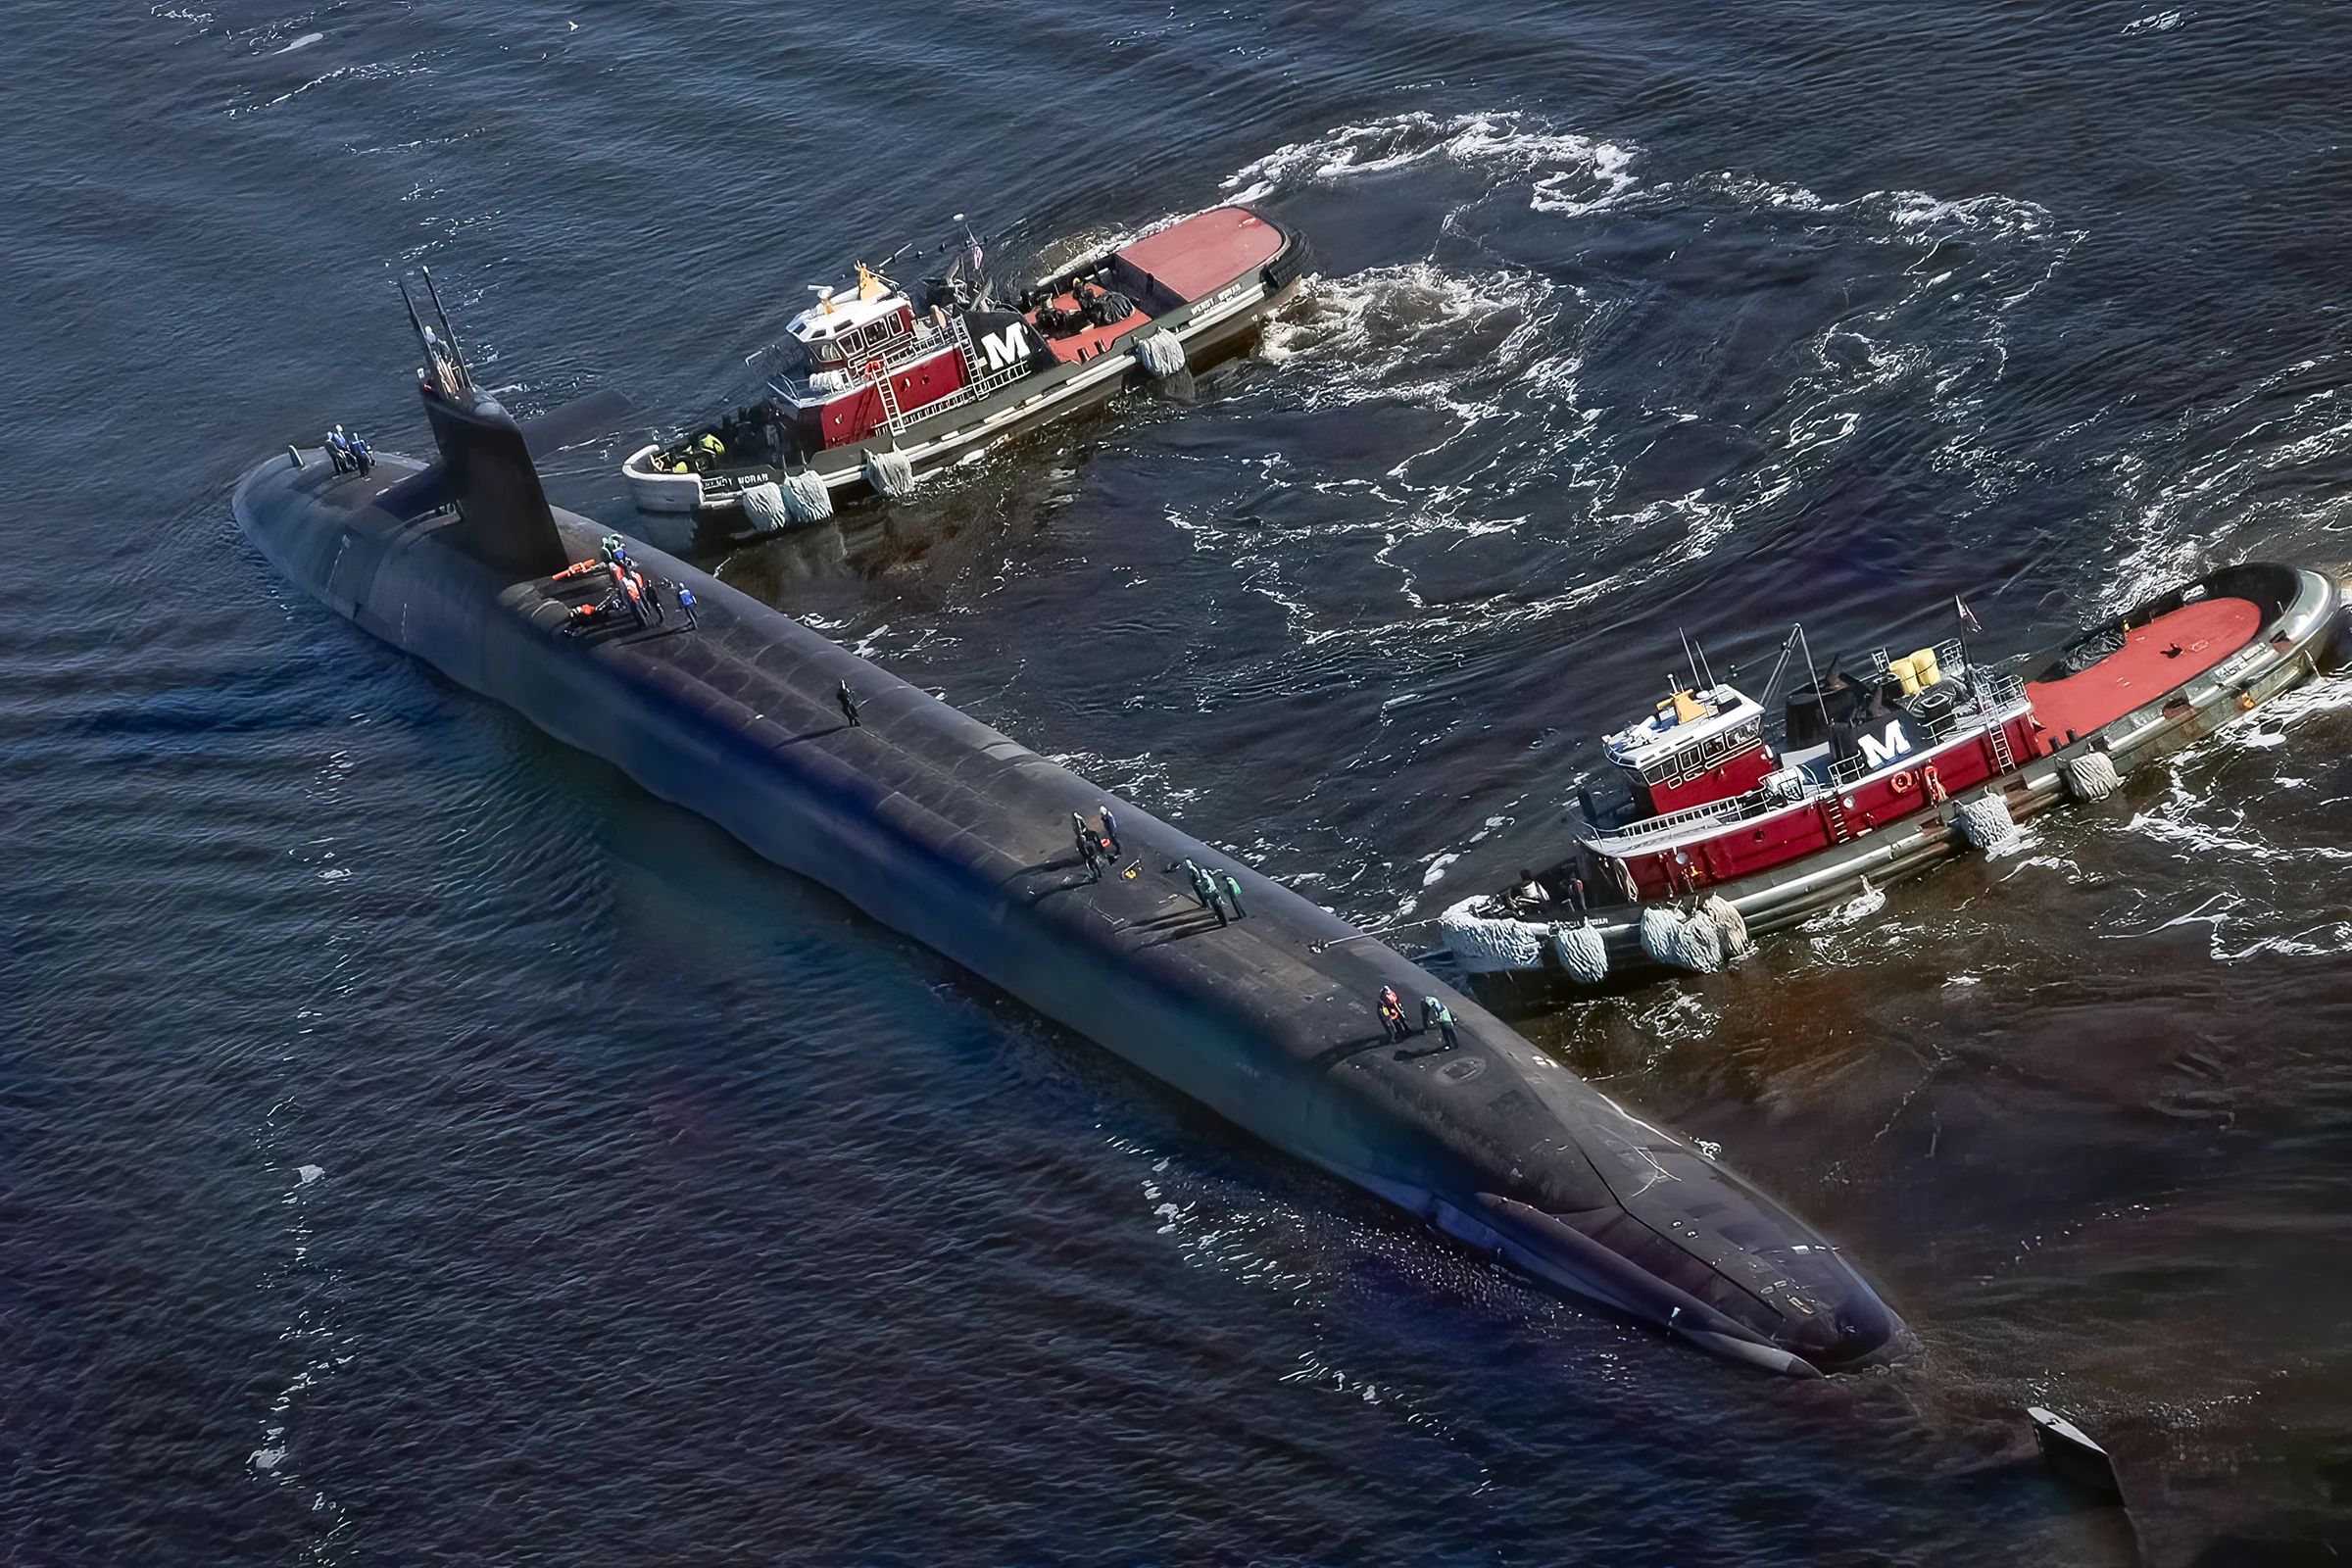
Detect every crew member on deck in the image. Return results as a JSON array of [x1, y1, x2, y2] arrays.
[[1200, 869, 1229, 926], [837, 680, 860, 727], [1167, 857, 1207, 906], [1421, 996, 1459, 1051]]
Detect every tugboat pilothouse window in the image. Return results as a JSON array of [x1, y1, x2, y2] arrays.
[[763, 334, 812, 380]]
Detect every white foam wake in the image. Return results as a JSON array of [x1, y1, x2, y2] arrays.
[[1225, 110, 1641, 211]]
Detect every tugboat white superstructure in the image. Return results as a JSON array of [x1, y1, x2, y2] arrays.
[[1444, 564, 2347, 1011], [622, 205, 1301, 528]]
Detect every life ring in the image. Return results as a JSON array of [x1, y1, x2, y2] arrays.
[[1922, 763, 1946, 804], [1889, 769, 1918, 796], [862, 358, 887, 381]]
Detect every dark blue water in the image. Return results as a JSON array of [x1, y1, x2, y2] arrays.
[[8, 2, 2352, 1562]]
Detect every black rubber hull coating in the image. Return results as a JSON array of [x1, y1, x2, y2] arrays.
[[233, 443, 1903, 1376]]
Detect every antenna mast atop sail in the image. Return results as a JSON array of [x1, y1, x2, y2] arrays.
[[399, 267, 474, 402], [389, 267, 564, 580]]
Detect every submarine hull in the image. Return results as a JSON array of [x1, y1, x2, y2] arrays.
[[234, 426, 1902, 1377]]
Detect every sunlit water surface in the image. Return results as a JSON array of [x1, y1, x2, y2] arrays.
[[7, 2, 2352, 1562]]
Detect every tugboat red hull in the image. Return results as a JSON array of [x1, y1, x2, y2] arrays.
[[1444, 564, 2344, 1014]]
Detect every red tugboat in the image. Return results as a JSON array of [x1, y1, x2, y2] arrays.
[[1441, 563, 2348, 1011], [622, 205, 1301, 529]]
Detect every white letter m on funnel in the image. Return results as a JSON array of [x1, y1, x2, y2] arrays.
[[981, 323, 1027, 371], [1856, 720, 1913, 768]]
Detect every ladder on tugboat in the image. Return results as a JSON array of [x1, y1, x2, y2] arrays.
[[1820, 791, 1851, 844], [1985, 718, 2016, 777], [949, 313, 981, 380], [868, 360, 908, 437]]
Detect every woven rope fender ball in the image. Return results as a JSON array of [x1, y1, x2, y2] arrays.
[[1438, 897, 1547, 971], [1134, 329, 1188, 379], [1672, 910, 1726, 972], [861, 447, 916, 500], [779, 467, 833, 523], [2062, 749, 2120, 803], [1956, 791, 2019, 849], [739, 480, 790, 534], [1700, 894, 1751, 956], [1641, 906, 1723, 973], [1552, 921, 1608, 984]]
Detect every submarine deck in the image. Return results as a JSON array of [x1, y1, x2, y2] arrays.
[[539, 522, 1445, 1064], [233, 445, 1903, 1373]]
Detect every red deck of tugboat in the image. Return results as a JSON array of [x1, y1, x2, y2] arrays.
[[1021, 208, 1287, 367], [1117, 207, 1286, 301], [2025, 597, 2263, 741], [1026, 298, 1153, 365]]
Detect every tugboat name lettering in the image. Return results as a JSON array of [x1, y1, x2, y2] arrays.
[[980, 322, 1029, 372], [1856, 721, 1913, 768]]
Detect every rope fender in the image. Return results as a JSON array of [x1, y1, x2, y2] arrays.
[[2062, 749, 2121, 803], [1640, 906, 1724, 973], [1954, 791, 2019, 849], [1552, 922, 1608, 984]]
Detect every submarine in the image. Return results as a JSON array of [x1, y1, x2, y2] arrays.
[[229, 272, 1904, 1377]]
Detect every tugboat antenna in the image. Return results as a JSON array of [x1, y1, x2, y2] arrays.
[[1756, 625, 1800, 715], [1678, 626, 1717, 694]]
